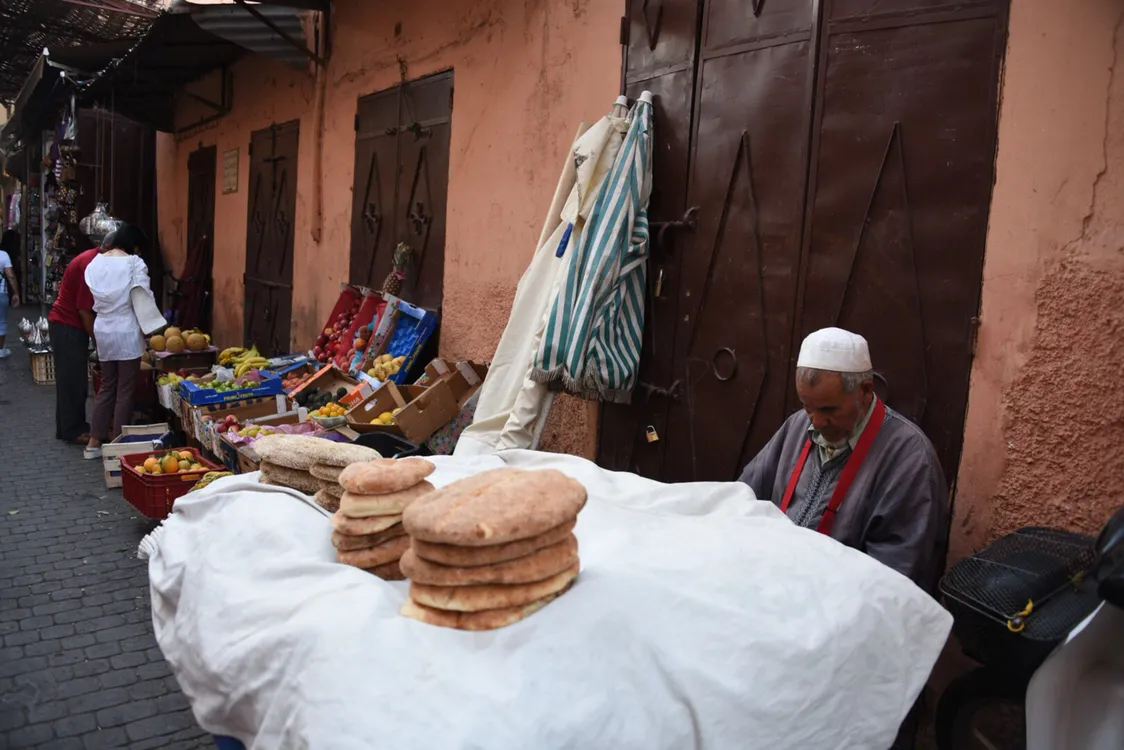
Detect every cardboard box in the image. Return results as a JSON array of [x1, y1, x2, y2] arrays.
[[346, 383, 427, 436], [291, 364, 362, 408], [149, 348, 218, 372], [236, 445, 261, 474], [179, 369, 283, 406], [197, 395, 290, 455], [343, 358, 488, 446], [102, 423, 174, 488]]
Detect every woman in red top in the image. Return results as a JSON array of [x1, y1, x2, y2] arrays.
[[48, 241, 99, 443]]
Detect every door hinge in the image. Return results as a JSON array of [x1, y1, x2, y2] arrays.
[[619, 16, 629, 46]]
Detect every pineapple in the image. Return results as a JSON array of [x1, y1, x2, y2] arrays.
[[382, 243, 412, 296]]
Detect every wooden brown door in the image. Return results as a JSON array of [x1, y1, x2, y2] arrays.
[[600, 0, 1007, 485], [349, 71, 452, 310], [244, 121, 299, 357], [186, 145, 216, 331], [794, 0, 1008, 478]]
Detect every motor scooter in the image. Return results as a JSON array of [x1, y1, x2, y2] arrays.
[[935, 507, 1124, 750]]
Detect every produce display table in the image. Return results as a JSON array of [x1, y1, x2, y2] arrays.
[[139, 451, 951, 749]]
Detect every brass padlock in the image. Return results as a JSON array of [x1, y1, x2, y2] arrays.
[[645, 425, 660, 443]]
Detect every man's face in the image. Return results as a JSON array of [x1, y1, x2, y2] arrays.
[[795, 371, 873, 444]]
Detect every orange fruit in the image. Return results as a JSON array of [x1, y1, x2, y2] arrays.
[[178, 460, 191, 471], [161, 455, 180, 474], [179, 451, 194, 461], [143, 457, 160, 472]]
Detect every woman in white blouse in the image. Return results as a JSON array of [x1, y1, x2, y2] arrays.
[[83, 225, 156, 459]]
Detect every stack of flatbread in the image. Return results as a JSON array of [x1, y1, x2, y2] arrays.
[[333, 458, 436, 580], [399, 468, 585, 631], [309, 463, 346, 512], [254, 435, 380, 501]]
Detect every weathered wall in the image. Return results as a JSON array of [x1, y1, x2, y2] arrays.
[[951, 0, 1124, 558], [156, 0, 620, 458]]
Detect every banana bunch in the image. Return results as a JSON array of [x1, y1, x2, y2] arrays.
[[190, 471, 234, 493], [219, 346, 248, 366], [234, 357, 268, 377]]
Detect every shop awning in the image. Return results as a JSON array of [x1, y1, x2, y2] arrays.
[[187, 2, 317, 70], [0, 0, 165, 105], [80, 12, 245, 132], [0, 43, 133, 154]]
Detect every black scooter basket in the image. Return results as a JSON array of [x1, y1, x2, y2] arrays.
[[939, 526, 1100, 681]]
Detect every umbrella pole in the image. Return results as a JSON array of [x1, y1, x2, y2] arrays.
[[535, 122, 590, 253]]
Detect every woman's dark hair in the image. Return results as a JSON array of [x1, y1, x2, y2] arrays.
[[0, 229, 19, 254], [104, 224, 148, 255]]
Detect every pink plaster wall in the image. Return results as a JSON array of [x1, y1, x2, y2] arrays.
[[951, 0, 1124, 559], [156, 0, 620, 458]]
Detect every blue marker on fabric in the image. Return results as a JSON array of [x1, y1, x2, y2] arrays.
[[556, 223, 574, 258]]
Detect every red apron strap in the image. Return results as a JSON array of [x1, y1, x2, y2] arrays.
[[779, 440, 812, 513], [816, 398, 886, 535], [778, 399, 887, 535]]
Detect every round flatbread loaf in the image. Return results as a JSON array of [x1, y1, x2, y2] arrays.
[[400, 590, 566, 631], [316, 443, 385, 468], [410, 520, 576, 567], [401, 535, 578, 586], [337, 535, 411, 568], [318, 479, 344, 499], [404, 469, 586, 546], [339, 481, 434, 518], [309, 463, 344, 482], [330, 524, 407, 551], [365, 559, 405, 581], [331, 511, 403, 535], [259, 462, 320, 495], [409, 562, 579, 613], [314, 489, 341, 513], [254, 435, 375, 471], [338, 458, 435, 495]]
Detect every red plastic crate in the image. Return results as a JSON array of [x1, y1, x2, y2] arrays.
[[333, 293, 384, 370], [119, 448, 221, 520]]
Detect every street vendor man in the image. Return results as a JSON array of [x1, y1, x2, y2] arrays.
[[739, 327, 947, 590]]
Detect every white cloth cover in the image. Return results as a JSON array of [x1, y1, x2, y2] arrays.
[[457, 114, 628, 456], [142, 451, 952, 750], [797, 327, 873, 373]]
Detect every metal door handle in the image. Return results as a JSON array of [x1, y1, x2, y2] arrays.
[[637, 379, 681, 401]]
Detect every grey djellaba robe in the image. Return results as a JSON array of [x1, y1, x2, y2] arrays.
[[739, 402, 948, 590]]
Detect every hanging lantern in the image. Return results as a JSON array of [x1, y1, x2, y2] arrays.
[[79, 202, 122, 245]]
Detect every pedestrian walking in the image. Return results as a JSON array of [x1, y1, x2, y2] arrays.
[[83, 224, 155, 459], [48, 232, 98, 443], [0, 229, 22, 358]]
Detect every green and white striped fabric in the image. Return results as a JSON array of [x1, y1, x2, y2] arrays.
[[531, 94, 654, 403]]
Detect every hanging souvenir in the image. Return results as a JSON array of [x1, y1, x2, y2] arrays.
[[79, 203, 122, 245]]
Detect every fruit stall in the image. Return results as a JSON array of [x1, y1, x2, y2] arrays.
[[117, 285, 489, 518]]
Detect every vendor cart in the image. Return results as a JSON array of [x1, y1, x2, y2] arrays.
[[140, 451, 951, 749]]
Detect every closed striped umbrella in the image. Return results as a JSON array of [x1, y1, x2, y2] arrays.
[[531, 92, 654, 403]]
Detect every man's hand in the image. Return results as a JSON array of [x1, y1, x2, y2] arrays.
[[10, 294, 18, 308]]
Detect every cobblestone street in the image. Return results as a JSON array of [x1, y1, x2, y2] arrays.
[[0, 310, 209, 749]]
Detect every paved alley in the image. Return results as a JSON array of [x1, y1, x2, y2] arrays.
[[0, 310, 209, 749]]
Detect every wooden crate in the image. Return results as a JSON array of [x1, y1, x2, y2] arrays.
[[30, 352, 55, 385], [101, 423, 173, 489]]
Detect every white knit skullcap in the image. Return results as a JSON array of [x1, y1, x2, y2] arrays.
[[796, 328, 872, 373]]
